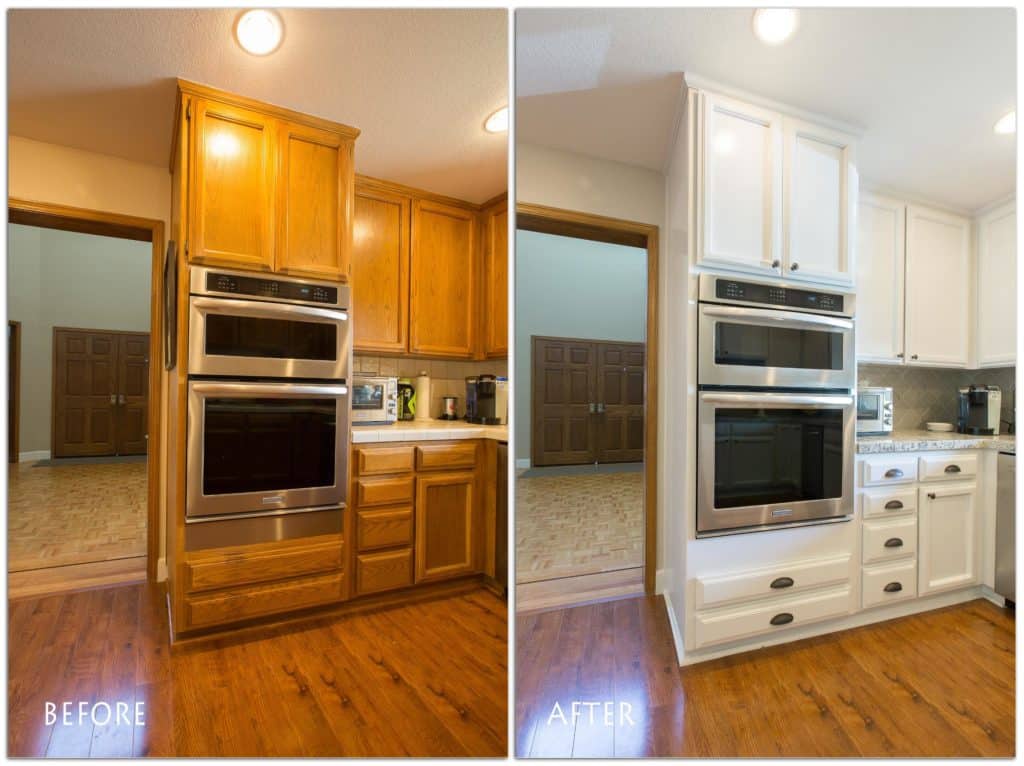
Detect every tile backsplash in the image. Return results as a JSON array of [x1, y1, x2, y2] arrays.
[[354, 354, 508, 419], [858, 364, 1016, 431]]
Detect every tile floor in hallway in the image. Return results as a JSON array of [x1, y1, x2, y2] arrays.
[[515, 467, 643, 584], [7, 460, 147, 572]]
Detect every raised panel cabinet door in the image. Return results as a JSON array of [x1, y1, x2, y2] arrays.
[[276, 121, 354, 281], [532, 337, 597, 467], [351, 186, 410, 352], [415, 471, 477, 582], [905, 205, 971, 367], [116, 334, 149, 456], [188, 98, 275, 271], [698, 90, 783, 276], [855, 194, 906, 363], [482, 198, 508, 358], [976, 202, 1016, 367], [918, 483, 979, 595], [597, 342, 645, 464], [409, 200, 477, 357], [52, 329, 118, 457], [783, 118, 857, 286]]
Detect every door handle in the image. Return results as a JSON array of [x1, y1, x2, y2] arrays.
[[119, 394, 126, 405], [589, 402, 597, 414], [110, 394, 117, 405], [596, 403, 606, 414]]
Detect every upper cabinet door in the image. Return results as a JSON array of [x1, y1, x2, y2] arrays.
[[976, 201, 1016, 367], [855, 193, 906, 364], [189, 98, 275, 271], [783, 119, 856, 286], [905, 205, 971, 367], [275, 121, 353, 281], [698, 92, 783, 276], [481, 198, 508, 358], [351, 186, 410, 353], [409, 199, 477, 358]]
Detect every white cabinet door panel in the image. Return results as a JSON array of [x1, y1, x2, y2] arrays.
[[855, 194, 906, 363], [976, 202, 1016, 367], [918, 482, 979, 595]]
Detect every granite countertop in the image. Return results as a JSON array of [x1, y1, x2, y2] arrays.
[[352, 418, 508, 444], [857, 430, 1016, 455]]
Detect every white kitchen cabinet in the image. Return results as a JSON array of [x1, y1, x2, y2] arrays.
[[697, 91, 783, 277], [918, 482, 979, 595], [783, 118, 857, 286], [855, 193, 906, 363], [904, 205, 971, 367], [976, 201, 1016, 367]]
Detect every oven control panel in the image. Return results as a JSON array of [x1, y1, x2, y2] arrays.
[[206, 272, 339, 305], [715, 278, 845, 314]]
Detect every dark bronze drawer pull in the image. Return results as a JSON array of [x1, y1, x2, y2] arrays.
[[770, 612, 794, 626], [884, 500, 904, 510], [944, 464, 962, 474], [770, 576, 794, 589], [884, 468, 904, 479], [884, 537, 904, 548], [884, 582, 903, 593]]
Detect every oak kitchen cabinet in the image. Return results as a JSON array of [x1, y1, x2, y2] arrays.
[[176, 80, 358, 281], [976, 200, 1017, 367]]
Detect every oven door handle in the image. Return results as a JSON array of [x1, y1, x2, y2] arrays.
[[191, 381, 349, 398], [701, 304, 853, 331], [700, 392, 854, 407], [191, 295, 349, 324]]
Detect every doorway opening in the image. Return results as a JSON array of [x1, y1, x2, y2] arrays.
[[514, 204, 658, 612], [7, 199, 164, 598]]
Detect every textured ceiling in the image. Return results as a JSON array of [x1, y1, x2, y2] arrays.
[[517, 8, 1015, 212], [9, 8, 508, 203]]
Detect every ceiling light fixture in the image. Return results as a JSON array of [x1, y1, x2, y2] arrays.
[[484, 106, 509, 133], [752, 8, 800, 45], [235, 9, 284, 56], [994, 110, 1016, 135]]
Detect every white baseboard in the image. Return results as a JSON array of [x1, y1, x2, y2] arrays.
[[515, 458, 531, 470], [662, 592, 685, 666], [157, 557, 168, 582], [980, 584, 1007, 607], [19, 450, 50, 463]]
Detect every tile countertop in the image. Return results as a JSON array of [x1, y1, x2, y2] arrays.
[[857, 430, 1016, 455], [351, 419, 509, 444]]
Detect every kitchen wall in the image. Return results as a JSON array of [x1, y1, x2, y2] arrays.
[[514, 229, 648, 460], [8, 224, 153, 456], [353, 354, 508, 419], [858, 364, 1016, 431]]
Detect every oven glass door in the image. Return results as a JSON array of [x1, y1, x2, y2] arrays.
[[188, 381, 349, 519], [699, 304, 854, 389], [698, 391, 854, 535], [189, 296, 350, 379]]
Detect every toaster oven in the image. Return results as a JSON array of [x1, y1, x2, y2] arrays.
[[352, 376, 399, 424], [857, 387, 893, 435]]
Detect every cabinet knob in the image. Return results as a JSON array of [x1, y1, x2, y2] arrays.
[[911, 354, 919, 360], [790, 262, 799, 271], [770, 259, 780, 269], [927, 492, 937, 500], [896, 352, 905, 359]]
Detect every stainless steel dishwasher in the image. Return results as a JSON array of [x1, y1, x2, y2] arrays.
[[995, 451, 1015, 603]]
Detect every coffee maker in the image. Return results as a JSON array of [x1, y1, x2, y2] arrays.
[[465, 374, 504, 425], [957, 385, 1002, 435]]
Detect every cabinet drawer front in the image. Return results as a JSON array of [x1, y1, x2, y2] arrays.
[[862, 560, 918, 609], [185, 538, 344, 593], [862, 456, 918, 486], [356, 446, 415, 476], [356, 549, 414, 595], [356, 476, 415, 506], [862, 516, 918, 564], [919, 453, 978, 482], [862, 487, 918, 519], [694, 587, 851, 649], [416, 442, 478, 471], [185, 572, 345, 630], [357, 507, 414, 551], [696, 555, 851, 610]]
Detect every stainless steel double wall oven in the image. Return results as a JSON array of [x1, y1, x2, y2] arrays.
[[697, 274, 856, 536], [186, 266, 351, 548]]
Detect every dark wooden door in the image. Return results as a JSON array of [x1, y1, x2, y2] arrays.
[[596, 342, 646, 463], [53, 328, 149, 458], [532, 337, 598, 466]]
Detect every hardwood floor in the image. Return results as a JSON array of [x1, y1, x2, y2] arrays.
[[516, 596, 1015, 758], [9, 583, 507, 757]]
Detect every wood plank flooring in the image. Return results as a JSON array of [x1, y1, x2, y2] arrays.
[[516, 596, 1015, 758], [9, 583, 508, 757]]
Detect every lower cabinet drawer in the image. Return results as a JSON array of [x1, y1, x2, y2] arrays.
[[919, 453, 978, 482], [862, 455, 918, 486], [356, 476, 415, 507], [356, 548, 414, 595], [862, 515, 918, 564], [861, 487, 917, 519], [357, 507, 414, 551], [695, 555, 851, 610], [694, 586, 852, 649], [415, 442, 478, 471], [184, 536, 344, 593], [184, 572, 345, 630], [862, 560, 918, 609]]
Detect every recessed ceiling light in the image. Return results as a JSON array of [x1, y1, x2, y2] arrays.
[[752, 8, 800, 45], [484, 106, 509, 133], [235, 9, 284, 56], [994, 110, 1016, 135]]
